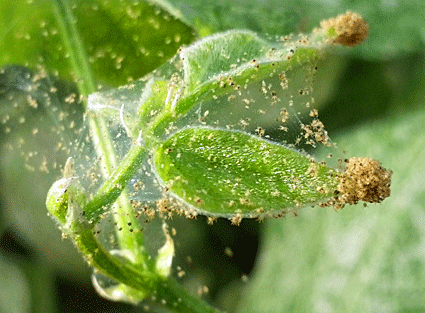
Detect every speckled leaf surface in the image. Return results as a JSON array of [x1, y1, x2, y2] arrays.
[[155, 128, 339, 216]]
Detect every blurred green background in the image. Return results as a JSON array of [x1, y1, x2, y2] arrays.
[[1, 0, 425, 312]]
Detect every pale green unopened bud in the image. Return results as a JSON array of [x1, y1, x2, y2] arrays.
[[46, 158, 87, 226]]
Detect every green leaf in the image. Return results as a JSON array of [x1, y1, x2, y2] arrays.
[[178, 30, 321, 112], [237, 108, 425, 312], [180, 30, 268, 95], [137, 29, 324, 139], [168, 0, 425, 59], [154, 128, 339, 219], [0, 0, 196, 88]]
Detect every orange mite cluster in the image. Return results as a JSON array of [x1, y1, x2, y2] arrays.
[[337, 157, 392, 205], [320, 11, 369, 47]]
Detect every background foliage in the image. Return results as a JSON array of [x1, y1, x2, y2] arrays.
[[1, 0, 424, 312]]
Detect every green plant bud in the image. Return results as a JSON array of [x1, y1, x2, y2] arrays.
[[46, 158, 87, 226], [46, 177, 74, 225]]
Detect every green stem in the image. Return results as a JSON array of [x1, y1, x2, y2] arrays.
[[50, 0, 96, 97], [72, 223, 158, 289], [50, 0, 146, 261], [71, 218, 223, 313], [84, 127, 150, 263], [83, 144, 149, 220]]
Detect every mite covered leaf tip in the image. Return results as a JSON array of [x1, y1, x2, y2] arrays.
[[337, 157, 392, 206], [320, 11, 369, 47]]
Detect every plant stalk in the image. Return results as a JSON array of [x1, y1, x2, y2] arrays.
[[50, 0, 148, 267], [70, 217, 223, 313]]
